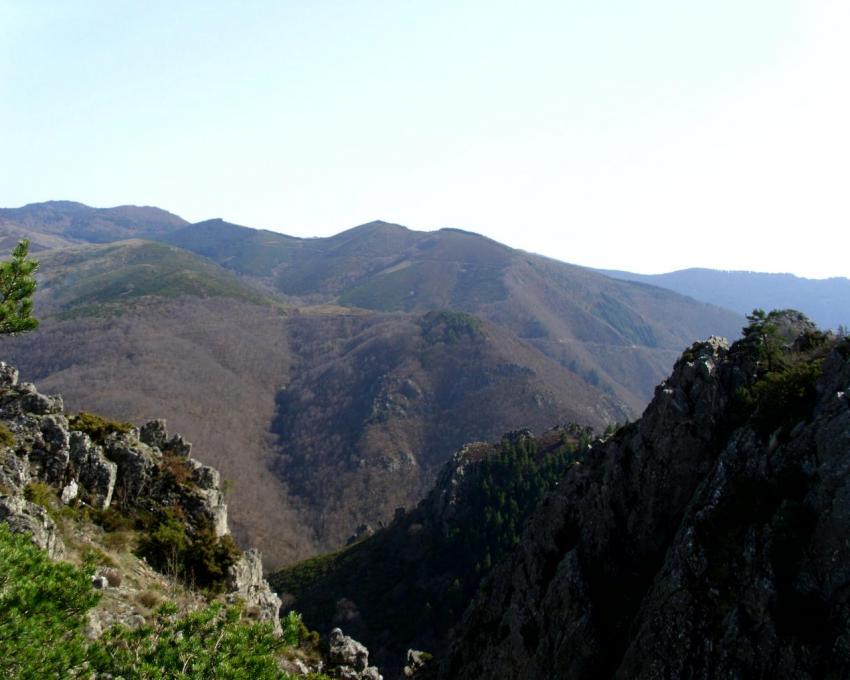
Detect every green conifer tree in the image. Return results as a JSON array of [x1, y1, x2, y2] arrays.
[[0, 239, 39, 334]]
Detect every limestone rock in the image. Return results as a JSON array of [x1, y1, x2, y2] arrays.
[[21, 391, 63, 415], [0, 495, 65, 559], [0, 361, 19, 389], [189, 459, 220, 490], [61, 479, 79, 504], [226, 549, 282, 635], [69, 432, 117, 509], [0, 450, 29, 488], [402, 650, 433, 678], [139, 419, 168, 449], [164, 433, 192, 457], [327, 627, 383, 680], [106, 439, 156, 499]]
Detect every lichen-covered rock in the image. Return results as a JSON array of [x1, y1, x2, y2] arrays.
[[139, 419, 168, 449], [0, 450, 30, 489], [402, 649, 433, 678], [0, 361, 19, 389], [226, 548, 283, 635], [0, 495, 65, 559], [0, 360, 280, 635], [327, 627, 383, 680], [105, 438, 157, 499], [69, 432, 117, 509], [188, 459, 220, 490], [21, 391, 63, 415]]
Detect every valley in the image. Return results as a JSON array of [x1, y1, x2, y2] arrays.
[[3, 202, 742, 567]]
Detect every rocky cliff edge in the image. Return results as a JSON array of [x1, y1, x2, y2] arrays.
[[441, 315, 850, 679]]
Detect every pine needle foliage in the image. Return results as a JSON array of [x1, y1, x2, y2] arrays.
[[0, 524, 99, 678], [0, 239, 39, 335]]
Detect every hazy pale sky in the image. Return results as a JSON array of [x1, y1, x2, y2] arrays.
[[1, 1, 847, 278]]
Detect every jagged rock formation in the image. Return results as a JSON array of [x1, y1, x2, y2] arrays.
[[0, 360, 281, 634], [0, 494, 65, 559], [440, 315, 850, 679], [326, 627, 383, 680], [226, 548, 283, 634]]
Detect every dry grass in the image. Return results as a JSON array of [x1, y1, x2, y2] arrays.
[[136, 590, 161, 610], [103, 568, 123, 587]]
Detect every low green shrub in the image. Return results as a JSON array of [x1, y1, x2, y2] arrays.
[[420, 309, 483, 344], [138, 510, 240, 591], [735, 359, 823, 439], [0, 523, 318, 678], [0, 523, 99, 677], [90, 505, 136, 533], [69, 411, 133, 445], [281, 610, 320, 647], [23, 480, 55, 509], [0, 422, 15, 448], [87, 602, 288, 680]]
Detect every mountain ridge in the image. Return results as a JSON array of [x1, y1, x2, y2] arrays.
[[2, 200, 745, 566], [599, 266, 850, 330]]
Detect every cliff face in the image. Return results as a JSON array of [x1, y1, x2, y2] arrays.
[[441, 319, 850, 679]]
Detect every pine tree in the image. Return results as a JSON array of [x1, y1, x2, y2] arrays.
[[0, 239, 39, 335]]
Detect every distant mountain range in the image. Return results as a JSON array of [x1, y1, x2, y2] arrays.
[[598, 267, 849, 330], [1, 201, 743, 567]]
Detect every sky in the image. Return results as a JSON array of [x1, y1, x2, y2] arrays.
[[1, 1, 848, 279]]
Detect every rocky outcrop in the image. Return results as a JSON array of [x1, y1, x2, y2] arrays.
[[0, 494, 65, 558], [401, 649, 434, 678], [326, 627, 383, 680], [227, 548, 283, 635], [440, 321, 850, 679], [68, 432, 117, 508], [0, 360, 280, 634]]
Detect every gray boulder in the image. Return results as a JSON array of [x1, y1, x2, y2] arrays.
[[163, 433, 192, 457], [61, 479, 79, 504], [105, 438, 156, 499], [402, 650, 433, 678], [327, 627, 383, 679], [0, 495, 65, 559], [139, 419, 168, 449], [226, 549, 282, 635], [188, 459, 220, 490], [21, 391, 63, 415], [70, 432, 117, 509], [0, 361, 19, 389]]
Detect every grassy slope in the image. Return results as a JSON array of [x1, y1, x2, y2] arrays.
[[33, 240, 270, 318]]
